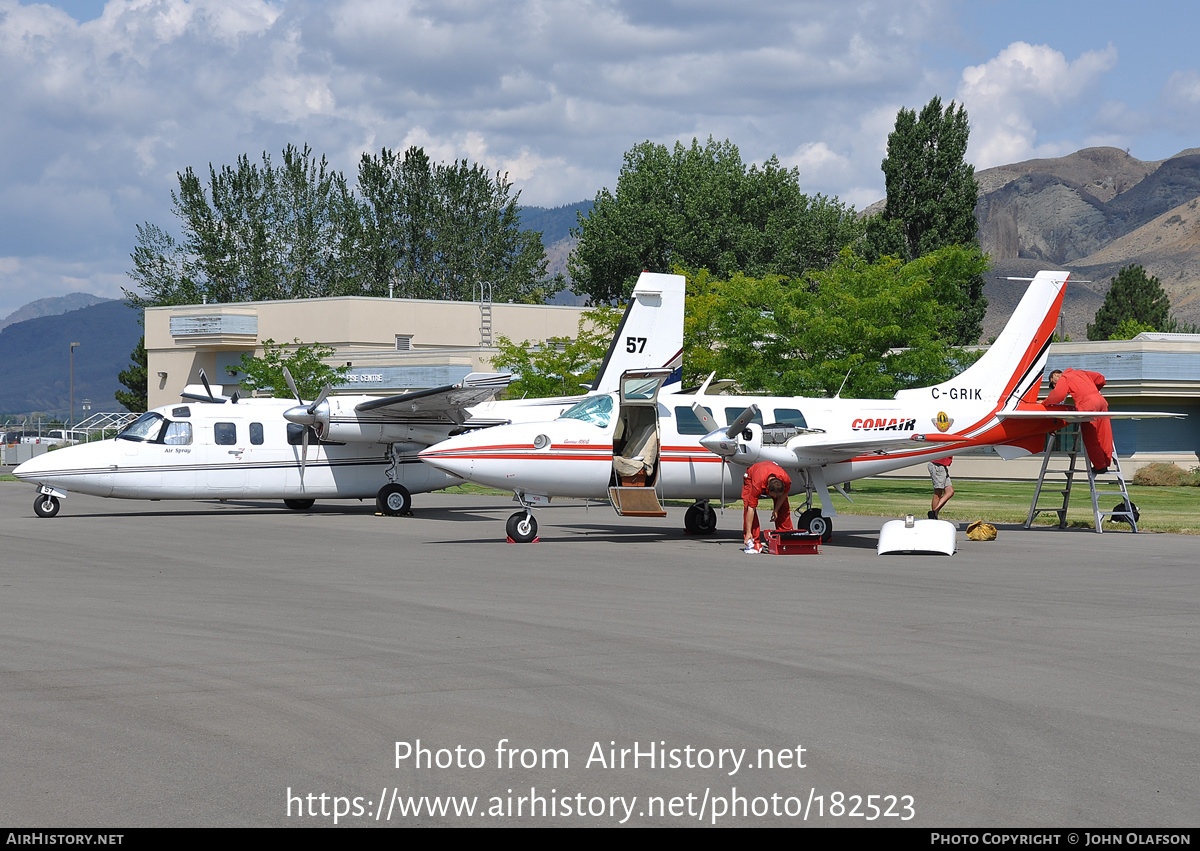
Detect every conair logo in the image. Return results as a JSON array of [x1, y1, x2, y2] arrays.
[[934, 412, 954, 432], [851, 417, 916, 431]]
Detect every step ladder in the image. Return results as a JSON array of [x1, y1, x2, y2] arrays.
[[1024, 427, 1138, 533]]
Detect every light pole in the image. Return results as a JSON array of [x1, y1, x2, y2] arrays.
[[69, 341, 80, 428]]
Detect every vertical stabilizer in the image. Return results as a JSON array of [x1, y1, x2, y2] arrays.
[[592, 272, 686, 393], [895, 270, 1069, 408]]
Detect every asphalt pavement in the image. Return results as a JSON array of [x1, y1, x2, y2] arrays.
[[1, 482, 1197, 827]]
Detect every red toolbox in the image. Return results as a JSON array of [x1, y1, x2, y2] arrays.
[[763, 530, 821, 554]]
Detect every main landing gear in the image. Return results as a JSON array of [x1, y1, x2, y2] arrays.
[[377, 483, 412, 516], [797, 507, 833, 543], [684, 501, 718, 535], [284, 498, 315, 510]]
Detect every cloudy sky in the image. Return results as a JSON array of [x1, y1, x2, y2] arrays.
[[1, 0, 1197, 318]]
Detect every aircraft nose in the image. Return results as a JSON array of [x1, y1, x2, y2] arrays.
[[417, 443, 473, 478]]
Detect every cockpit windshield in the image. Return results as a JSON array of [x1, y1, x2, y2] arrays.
[[116, 412, 166, 442], [558, 394, 614, 428]]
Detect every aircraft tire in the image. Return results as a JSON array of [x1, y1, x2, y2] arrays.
[[284, 498, 315, 511], [33, 494, 60, 518], [684, 503, 718, 534], [377, 483, 412, 516], [506, 511, 538, 543], [1111, 501, 1140, 524], [798, 508, 833, 543]]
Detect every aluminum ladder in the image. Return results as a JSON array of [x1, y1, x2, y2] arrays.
[[1024, 427, 1138, 533]]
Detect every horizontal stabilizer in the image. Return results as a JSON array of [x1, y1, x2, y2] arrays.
[[997, 410, 1185, 420]]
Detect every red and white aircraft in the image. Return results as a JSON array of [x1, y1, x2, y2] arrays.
[[14, 272, 685, 518], [418, 270, 1181, 542]]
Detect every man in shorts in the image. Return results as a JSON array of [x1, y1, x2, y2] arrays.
[[928, 456, 954, 519]]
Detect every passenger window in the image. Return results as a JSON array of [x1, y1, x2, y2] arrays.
[[725, 407, 763, 428], [674, 405, 714, 435], [772, 408, 808, 429], [214, 422, 237, 445], [163, 421, 193, 445], [250, 422, 264, 445]]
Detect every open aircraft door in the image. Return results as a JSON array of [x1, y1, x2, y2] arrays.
[[609, 368, 672, 518]]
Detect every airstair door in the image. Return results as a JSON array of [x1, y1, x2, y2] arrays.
[[609, 369, 672, 517]]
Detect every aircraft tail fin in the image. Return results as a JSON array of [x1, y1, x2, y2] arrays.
[[896, 270, 1068, 408], [592, 272, 685, 394]]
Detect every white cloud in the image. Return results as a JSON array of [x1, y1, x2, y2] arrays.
[[956, 41, 1118, 168]]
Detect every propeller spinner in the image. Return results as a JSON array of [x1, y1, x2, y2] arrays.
[[696, 402, 758, 457]]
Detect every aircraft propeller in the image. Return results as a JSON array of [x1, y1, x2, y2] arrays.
[[696, 402, 758, 458], [281, 366, 333, 487]]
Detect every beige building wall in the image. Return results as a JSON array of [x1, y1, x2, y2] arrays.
[[145, 296, 589, 409]]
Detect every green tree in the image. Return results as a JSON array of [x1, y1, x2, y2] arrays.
[[115, 336, 148, 412], [684, 246, 988, 398], [355, 147, 557, 303], [126, 144, 557, 308], [569, 137, 862, 304], [873, 96, 986, 345], [1087, 265, 1171, 341], [238, 339, 351, 400], [490, 307, 622, 397]]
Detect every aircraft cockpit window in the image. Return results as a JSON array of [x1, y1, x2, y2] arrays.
[[214, 422, 237, 445], [163, 421, 192, 445], [772, 408, 809, 429], [559, 394, 614, 428], [250, 422, 264, 445], [171, 406, 191, 418], [117, 412, 166, 442], [674, 405, 714, 435]]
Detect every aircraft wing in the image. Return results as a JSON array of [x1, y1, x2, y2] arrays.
[[353, 373, 512, 425], [772, 431, 933, 464]]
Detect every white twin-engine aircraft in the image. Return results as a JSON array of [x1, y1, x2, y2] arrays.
[[14, 272, 686, 518], [418, 270, 1182, 543]]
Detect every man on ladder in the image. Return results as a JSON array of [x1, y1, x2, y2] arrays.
[[1042, 369, 1113, 474]]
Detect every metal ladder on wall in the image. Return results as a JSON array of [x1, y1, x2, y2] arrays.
[[1024, 427, 1138, 533], [476, 282, 494, 346]]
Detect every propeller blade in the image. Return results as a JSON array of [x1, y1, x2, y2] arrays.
[[300, 425, 308, 488], [307, 384, 332, 417], [282, 366, 302, 404], [199, 369, 217, 403], [690, 401, 717, 433], [725, 404, 759, 438]]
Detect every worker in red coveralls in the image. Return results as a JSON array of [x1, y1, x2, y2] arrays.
[[742, 461, 793, 554], [1042, 369, 1113, 473]]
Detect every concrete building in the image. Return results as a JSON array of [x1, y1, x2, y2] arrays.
[[145, 296, 589, 409]]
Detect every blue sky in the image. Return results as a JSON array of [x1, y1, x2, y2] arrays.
[[1, 0, 1196, 317]]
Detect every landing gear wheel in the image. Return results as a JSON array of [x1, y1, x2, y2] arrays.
[[684, 503, 718, 534], [33, 494, 60, 518], [506, 511, 538, 543], [798, 508, 833, 543], [1112, 501, 1140, 524], [377, 483, 412, 516], [284, 498, 315, 510]]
